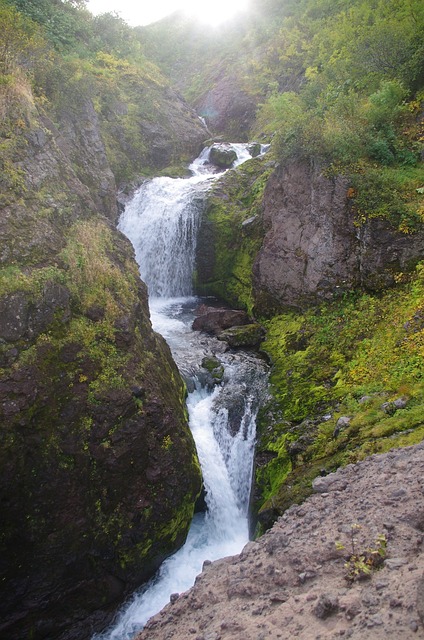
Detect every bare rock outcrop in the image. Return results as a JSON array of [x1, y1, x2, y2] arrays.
[[196, 72, 257, 139], [137, 441, 424, 640], [253, 161, 358, 308], [253, 160, 424, 310]]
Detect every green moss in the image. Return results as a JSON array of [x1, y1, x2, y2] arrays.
[[350, 164, 424, 233], [0, 264, 65, 298], [256, 262, 424, 527], [197, 159, 272, 313], [60, 218, 138, 317]]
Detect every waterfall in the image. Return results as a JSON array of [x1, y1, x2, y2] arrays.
[[118, 177, 205, 297], [94, 145, 268, 640], [118, 144, 253, 298]]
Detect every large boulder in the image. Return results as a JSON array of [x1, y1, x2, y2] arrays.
[[209, 143, 237, 169], [192, 306, 250, 334]]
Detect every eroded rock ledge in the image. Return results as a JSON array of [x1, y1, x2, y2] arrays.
[[137, 441, 424, 639]]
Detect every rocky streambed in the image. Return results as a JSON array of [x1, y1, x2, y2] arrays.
[[136, 441, 424, 639]]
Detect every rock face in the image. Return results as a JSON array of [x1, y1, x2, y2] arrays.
[[196, 72, 257, 139], [197, 158, 424, 313], [0, 73, 203, 638], [253, 160, 424, 310], [136, 441, 424, 640], [253, 161, 358, 309]]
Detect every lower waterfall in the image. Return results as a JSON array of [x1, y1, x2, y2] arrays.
[[94, 146, 268, 640]]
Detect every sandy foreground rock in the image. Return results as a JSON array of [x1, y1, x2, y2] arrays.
[[137, 441, 424, 639]]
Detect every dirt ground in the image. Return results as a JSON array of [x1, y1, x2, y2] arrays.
[[137, 441, 424, 639]]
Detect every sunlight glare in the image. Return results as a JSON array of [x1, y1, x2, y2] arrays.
[[183, 0, 249, 26]]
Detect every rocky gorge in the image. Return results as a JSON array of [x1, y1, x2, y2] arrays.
[[1, 0, 423, 638], [136, 441, 424, 640]]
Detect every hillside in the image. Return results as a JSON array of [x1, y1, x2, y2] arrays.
[[0, 2, 205, 638]]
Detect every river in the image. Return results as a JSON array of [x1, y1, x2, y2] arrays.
[[94, 144, 268, 640]]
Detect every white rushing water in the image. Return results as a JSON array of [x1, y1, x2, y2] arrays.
[[118, 144, 252, 297], [95, 145, 267, 640]]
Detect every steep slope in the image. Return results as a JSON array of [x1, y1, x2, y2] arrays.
[[136, 441, 424, 639], [0, 3, 206, 638]]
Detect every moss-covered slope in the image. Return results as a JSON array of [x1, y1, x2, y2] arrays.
[[195, 155, 273, 313], [256, 269, 424, 528]]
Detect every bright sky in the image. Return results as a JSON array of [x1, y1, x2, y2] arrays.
[[87, 0, 250, 27]]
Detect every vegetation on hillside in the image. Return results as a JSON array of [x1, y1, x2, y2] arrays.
[[1, 0, 202, 186], [256, 263, 424, 524]]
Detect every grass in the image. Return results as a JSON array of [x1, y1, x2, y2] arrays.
[[255, 261, 424, 526]]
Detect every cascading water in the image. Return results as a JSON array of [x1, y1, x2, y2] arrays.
[[94, 144, 268, 640]]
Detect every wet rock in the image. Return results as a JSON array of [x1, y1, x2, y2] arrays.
[[201, 356, 224, 386], [217, 323, 265, 348], [247, 142, 261, 157], [209, 144, 237, 169], [192, 307, 250, 334]]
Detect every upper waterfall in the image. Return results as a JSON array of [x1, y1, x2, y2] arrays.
[[117, 144, 261, 298]]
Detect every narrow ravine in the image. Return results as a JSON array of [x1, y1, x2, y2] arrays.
[[94, 146, 268, 640]]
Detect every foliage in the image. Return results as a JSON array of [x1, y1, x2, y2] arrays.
[[252, 0, 423, 192], [336, 524, 387, 583], [349, 165, 424, 232], [256, 262, 424, 522], [0, 3, 48, 74], [60, 218, 138, 318]]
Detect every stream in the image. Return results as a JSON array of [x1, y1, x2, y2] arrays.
[[94, 145, 268, 640]]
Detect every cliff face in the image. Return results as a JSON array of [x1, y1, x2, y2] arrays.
[[253, 160, 424, 311], [0, 68, 203, 639], [196, 157, 424, 313], [253, 161, 358, 309]]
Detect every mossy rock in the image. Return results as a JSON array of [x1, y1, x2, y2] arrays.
[[218, 323, 265, 348], [201, 355, 224, 384], [209, 144, 237, 168], [247, 142, 261, 157]]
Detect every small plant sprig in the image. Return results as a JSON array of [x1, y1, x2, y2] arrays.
[[335, 524, 387, 583]]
